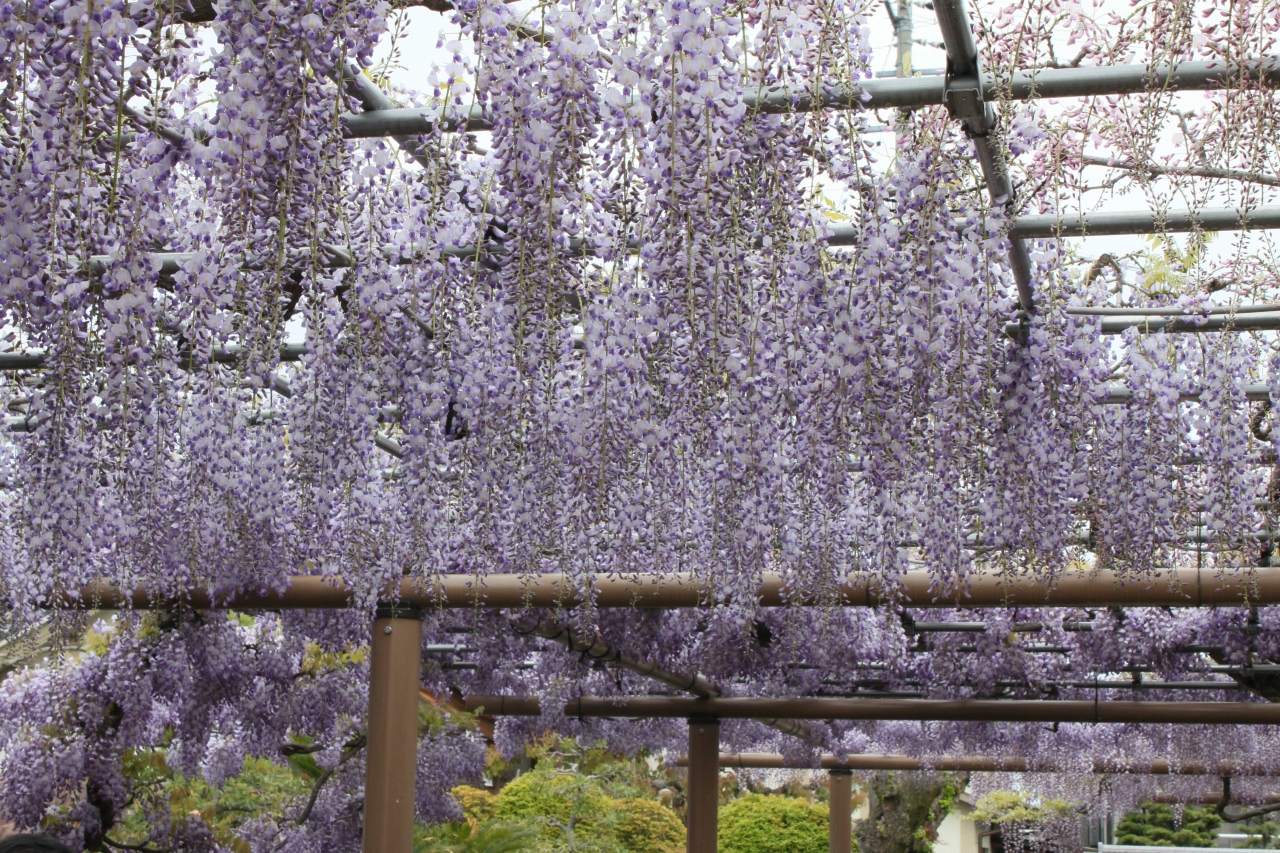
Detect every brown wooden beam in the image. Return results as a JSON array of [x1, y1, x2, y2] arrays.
[[363, 604, 423, 853], [515, 617, 815, 742], [64, 565, 1280, 610], [463, 695, 1280, 725], [828, 769, 853, 853], [704, 753, 1276, 776], [686, 718, 720, 853]]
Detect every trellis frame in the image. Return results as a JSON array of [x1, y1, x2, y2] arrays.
[[60, 565, 1280, 610], [8, 2, 1280, 853]]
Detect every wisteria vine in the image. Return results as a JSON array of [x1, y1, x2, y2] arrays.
[[5, 0, 1280, 847]]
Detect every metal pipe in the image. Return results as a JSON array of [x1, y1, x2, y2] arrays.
[[741, 57, 1280, 114], [907, 621, 987, 633], [342, 104, 491, 136], [892, 0, 914, 149], [424, 644, 474, 654], [1153, 793, 1280, 804], [0, 201, 1263, 334], [2, 344, 309, 373], [930, 0, 1035, 312], [517, 618, 717, 697], [337, 59, 1280, 137], [998, 57, 1280, 100], [341, 64, 450, 172], [1012, 205, 1280, 238], [705, 753, 1276, 776], [931, 644, 1070, 654], [1101, 383, 1275, 402], [1099, 313, 1280, 334], [1068, 303, 1280, 316], [878, 68, 944, 78], [464, 695, 1280, 725], [0, 352, 48, 371], [829, 769, 853, 853], [932, 0, 978, 75], [341, 63, 497, 226], [362, 603, 424, 853], [1057, 681, 1244, 691], [686, 718, 720, 853], [63, 565, 1280, 611], [516, 617, 814, 740]]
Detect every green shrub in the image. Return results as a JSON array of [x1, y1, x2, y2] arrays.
[[492, 768, 617, 850], [718, 793, 831, 853], [416, 821, 539, 853], [1116, 803, 1220, 847], [614, 798, 685, 853], [453, 785, 499, 825]]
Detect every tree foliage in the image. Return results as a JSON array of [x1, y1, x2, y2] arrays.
[[416, 821, 540, 853], [1237, 815, 1280, 849], [970, 791, 1077, 825], [111, 751, 321, 853], [480, 764, 685, 853], [453, 785, 500, 826], [613, 798, 685, 853], [717, 793, 831, 853], [1115, 803, 1221, 847], [970, 790, 1081, 853], [491, 769, 617, 851]]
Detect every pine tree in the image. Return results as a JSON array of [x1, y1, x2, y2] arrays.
[[1115, 803, 1220, 847]]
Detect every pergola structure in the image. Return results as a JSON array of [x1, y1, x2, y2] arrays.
[[9, 0, 1280, 850], [58, 565, 1280, 853]]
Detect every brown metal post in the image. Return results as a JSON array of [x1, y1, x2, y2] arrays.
[[686, 716, 720, 853], [466, 695, 1280, 726], [828, 769, 853, 853], [363, 602, 424, 853]]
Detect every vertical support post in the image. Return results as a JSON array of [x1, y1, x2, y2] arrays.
[[894, 0, 914, 147], [363, 601, 424, 853], [895, 0, 913, 77], [828, 769, 853, 853], [686, 716, 720, 853]]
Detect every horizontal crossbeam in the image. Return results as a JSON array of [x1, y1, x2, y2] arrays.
[[701, 752, 1270, 775], [464, 694, 1280, 724], [1012, 206, 1280, 238], [339, 58, 1280, 138], [57, 566, 1280, 610]]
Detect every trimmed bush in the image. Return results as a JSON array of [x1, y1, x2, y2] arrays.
[[614, 798, 685, 853], [1116, 803, 1220, 847], [492, 768, 617, 849], [452, 785, 499, 825], [718, 794, 832, 853]]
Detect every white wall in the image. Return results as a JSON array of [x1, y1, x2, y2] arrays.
[[934, 798, 980, 853]]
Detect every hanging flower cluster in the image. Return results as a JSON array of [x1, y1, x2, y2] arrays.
[[4, 0, 1280, 847]]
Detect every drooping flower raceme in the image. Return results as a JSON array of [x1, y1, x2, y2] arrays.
[[4, 0, 1280, 848]]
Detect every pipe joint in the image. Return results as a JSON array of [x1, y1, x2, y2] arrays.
[[375, 599, 424, 620]]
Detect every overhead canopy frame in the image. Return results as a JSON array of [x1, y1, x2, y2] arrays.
[[60, 566, 1280, 610]]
